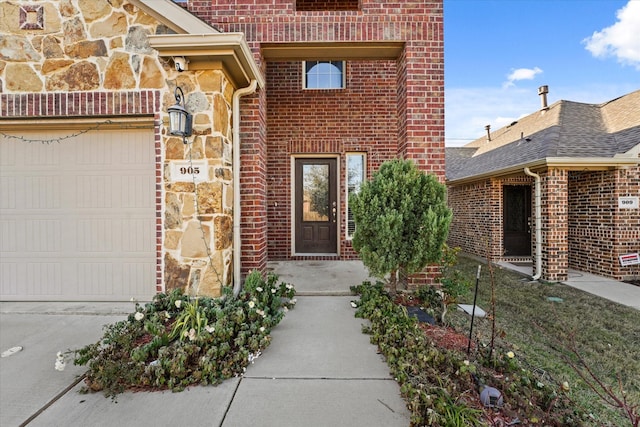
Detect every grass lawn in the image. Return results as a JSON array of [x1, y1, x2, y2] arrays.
[[448, 255, 640, 426]]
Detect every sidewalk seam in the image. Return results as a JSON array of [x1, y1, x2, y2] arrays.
[[218, 376, 243, 427], [20, 373, 86, 426]]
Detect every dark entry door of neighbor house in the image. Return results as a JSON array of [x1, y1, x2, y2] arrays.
[[295, 158, 338, 254], [503, 185, 532, 256]]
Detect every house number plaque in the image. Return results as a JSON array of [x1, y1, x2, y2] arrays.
[[618, 196, 639, 209], [170, 160, 207, 183]]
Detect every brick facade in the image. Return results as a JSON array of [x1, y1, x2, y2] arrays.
[[266, 60, 398, 260], [569, 167, 640, 281], [1, 0, 445, 297], [183, 0, 445, 280], [448, 166, 640, 282]]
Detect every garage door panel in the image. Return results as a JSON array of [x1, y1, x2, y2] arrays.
[[0, 128, 156, 301]]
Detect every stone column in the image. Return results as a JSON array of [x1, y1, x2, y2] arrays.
[[163, 70, 235, 298]]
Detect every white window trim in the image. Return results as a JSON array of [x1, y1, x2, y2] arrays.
[[302, 60, 346, 90], [345, 152, 366, 240]]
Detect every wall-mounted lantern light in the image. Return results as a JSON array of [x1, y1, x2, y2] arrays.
[[168, 86, 192, 143]]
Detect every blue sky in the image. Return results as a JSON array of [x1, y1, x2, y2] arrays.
[[444, 0, 640, 146]]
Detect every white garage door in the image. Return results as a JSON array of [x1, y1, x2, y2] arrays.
[[0, 127, 157, 301]]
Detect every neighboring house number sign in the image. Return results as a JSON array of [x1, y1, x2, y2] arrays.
[[170, 160, 208, 183], [618, 196, 639, 209]]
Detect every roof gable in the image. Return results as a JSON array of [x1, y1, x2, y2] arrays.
[[446, 90, 640, 183]]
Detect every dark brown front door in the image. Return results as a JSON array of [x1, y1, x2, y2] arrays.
[[295, 158, 338, 254], [503, 185, 532, 256]]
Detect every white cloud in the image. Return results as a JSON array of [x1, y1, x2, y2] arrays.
[[503, 67, 543, 88], [583, 0, 640, 70]]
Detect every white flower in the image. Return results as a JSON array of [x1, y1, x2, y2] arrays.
[[248, 301, 255, 309], [248, 351, 262, 364], [260, 326, 265, 333], [271, 288, 277, 294], [286, 284, 293, 290], [256, 287, 263, 292], [165, 311, 171, 319], [562, 381, 570, 391], [175, 300, 182, 309], [205, 325, 215, 333], [256, 309, 266, 318], [350, 301, 357, 308], [463, 360, 470, 366], [507, 351, 515, 359], [188, 328, 196, 341], [536, 381, 545, 388], [290, 298, 297, 305], [134, 312, 144, 321], [54, 352, 66, 371]]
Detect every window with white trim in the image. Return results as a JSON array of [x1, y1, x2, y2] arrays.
[[346, 153, 365, 238], [303, 61, 345, 89]]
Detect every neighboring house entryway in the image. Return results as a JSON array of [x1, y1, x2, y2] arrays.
[[0, 128, 157, 301], [503, 185, 532, 257], [294, 158, 338, 254]]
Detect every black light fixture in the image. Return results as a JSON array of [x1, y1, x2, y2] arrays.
[[168, 86, 192, 143]]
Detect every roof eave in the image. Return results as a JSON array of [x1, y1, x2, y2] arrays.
[[148, 33, 265, 89], [446, 156, 640, 185], [129, 0, 218, 34]]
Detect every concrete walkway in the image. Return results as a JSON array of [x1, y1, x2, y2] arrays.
[[0, 262, 408, 427], [2, 259, 637, 427], [498, 262, 640, 310]]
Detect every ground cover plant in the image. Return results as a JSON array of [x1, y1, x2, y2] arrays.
[[353, 256, 640, 426], [70, 271, 296, 397]]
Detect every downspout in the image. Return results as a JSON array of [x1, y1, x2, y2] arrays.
[[232, 79, 258, 296], [524, 167, 542, 280]]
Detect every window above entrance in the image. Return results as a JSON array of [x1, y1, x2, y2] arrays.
[[303, 61, 345, 89]]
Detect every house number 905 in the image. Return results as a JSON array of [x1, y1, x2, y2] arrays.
[[170, 160, 207, 183], [180, 166, 200, 175]]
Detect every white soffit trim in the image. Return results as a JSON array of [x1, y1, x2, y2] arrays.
[[148, 33, 264, 89], [130, 0, 218, 34]]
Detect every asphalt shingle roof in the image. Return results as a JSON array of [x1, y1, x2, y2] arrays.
[[446, 89, 640, 182]]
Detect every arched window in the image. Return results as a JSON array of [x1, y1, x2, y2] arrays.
[[303, 61, 345, 89]]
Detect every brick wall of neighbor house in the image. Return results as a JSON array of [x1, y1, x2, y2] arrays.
[[266, 61, 398, 260], [0, 0, 237, 297], [569, 167, 640, 281], [541, 168, 569, 282], [186, 0, 445, 282], [447, 179, 502, 260], [447, 175, 533, 262]]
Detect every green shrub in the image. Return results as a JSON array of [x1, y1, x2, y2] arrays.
[[350, 159, 452, 294], [73, 271, 295, 397], [352, 281, 582, 426]]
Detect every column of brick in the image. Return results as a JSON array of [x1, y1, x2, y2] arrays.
[[541, 169, 569, 282]]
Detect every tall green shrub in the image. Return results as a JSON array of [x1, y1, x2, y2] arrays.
[[351, 159, 452, 294]]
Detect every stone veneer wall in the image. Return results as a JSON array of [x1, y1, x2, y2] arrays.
[[0, 0, 236, 297]]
